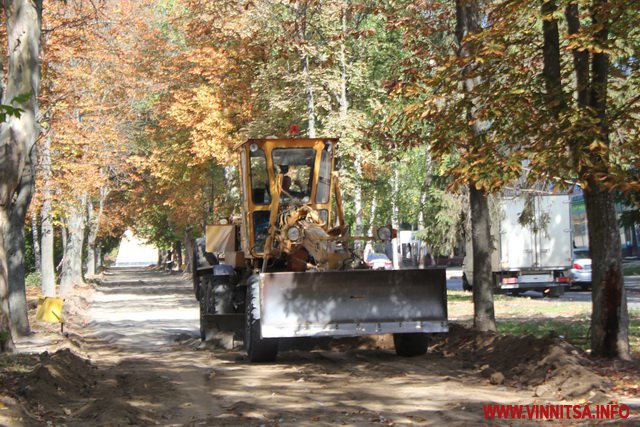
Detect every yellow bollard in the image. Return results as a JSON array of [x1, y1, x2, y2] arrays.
[[35, 297, 65, 332]]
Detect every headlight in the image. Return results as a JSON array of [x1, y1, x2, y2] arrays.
[[376, 226, 392, 241], [286, 226, 302, 242], [249, 142, 259, 152]]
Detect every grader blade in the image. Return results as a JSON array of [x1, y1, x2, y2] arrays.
[[258, 268, 448, 338]]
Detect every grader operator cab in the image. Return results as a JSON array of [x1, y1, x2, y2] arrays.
[[193, 138, 448, 362]]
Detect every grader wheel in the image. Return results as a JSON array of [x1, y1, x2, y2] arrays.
[[393, 333, 430, 357]]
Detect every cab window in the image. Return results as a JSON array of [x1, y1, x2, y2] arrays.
[[316, 149, 331, 204], [250, 148, 270, 205], [272, 148, 315, 203]]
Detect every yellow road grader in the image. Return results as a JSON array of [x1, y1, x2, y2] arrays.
[[193, 138, 448, 362]]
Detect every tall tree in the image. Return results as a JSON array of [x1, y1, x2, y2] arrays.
[[383, 0, 500, 330], [37, 0, 154, 288], [39, 129, 55, 296], [538, 0, 632, 359], [86, 182, 109, 276], [6, 147, 35, 335], [58, 195, 86, 293], [575, 0, 630, 359], [0, 0, 42, 351], [388, 0, 637, 352], [454, 0, 496, 332]]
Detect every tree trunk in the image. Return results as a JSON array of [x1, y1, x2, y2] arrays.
[[368, 192, 377, 236], [469, 185, 496, 331], [96, 246, 102, 270], [541, 0, 566, 115], [40, 132, 55, 296], [455, 0, 496, 331], [59, 196, 87, 294], [59, 224, 67, 270], [585, 0, 629, 360], [418, 144, 432, 268], [6, 147, 35, 336], [0, 209, 15, 352], [391, 163, 400, 269], [85, 198, 96, 276], [0, 0, 43, 352], [183, 230, 195, 274], [543, 0, 630, 359], [363, 192, 378, 260], [85, 184, 108, 277], [337, 10, 364, 255], [563, 1, 591, 174], [391, 163, 399, 230], [175, 240, 182, 269], [303, 54, 316, 138], [353, 155, 363, 248], [565, 3, 590, 108], [350, 162, 364, 254], [31, 206, 40, 273], [584, 187, 630, 359], [295, 2, 315, 137]]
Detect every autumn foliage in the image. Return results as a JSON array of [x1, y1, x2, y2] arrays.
[[0, 0, 635, 357]]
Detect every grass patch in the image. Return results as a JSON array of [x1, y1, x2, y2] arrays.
[[498, 318, 591, 349], [447, 290, 472, 302], [447, 290, 513, 303], [500, 316, 640, 355], [623, 262, 640, 276], [497, 311, 640, 355], [447, 290, 591, 320], [25, 272, 41, 288], [448, 293, 640, 355]]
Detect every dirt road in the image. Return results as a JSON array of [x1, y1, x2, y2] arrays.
[[2, 268, 637, 426]]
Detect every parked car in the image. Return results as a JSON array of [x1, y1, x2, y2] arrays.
[[366, 253, 392, 270], [567, 247, 591, 290]]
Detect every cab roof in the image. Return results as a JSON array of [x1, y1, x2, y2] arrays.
[[233, 138, 338, 152]]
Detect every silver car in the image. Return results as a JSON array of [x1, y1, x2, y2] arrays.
[[366, 253, 393, 270], [567, 248, 591, 290]]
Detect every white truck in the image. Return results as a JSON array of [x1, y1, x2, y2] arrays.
[[398, 230, 422, 269], [463, 193, 573, 297]]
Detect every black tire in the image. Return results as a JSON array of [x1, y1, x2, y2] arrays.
[[199, 296, 212, 341], [199, 279, 216, 341], [546, 286, 564, 298], [245, 282, 278, 362], [192, 251, 200, 298], [393, 333, 430, 357], [462, 273, 472, 292]]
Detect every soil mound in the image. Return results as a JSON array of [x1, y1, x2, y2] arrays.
[[18, 349, 98, 405], [10, 348, 175, 426], [431, 324, 612, 401]]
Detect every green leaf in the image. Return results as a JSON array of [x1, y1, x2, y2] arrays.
[[0, 104, 24, 123], [11, 91, 34, 104]]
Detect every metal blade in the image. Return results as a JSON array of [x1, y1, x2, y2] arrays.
[[259, 268, 448, 338]]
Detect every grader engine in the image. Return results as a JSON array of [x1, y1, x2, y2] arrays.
[[193, 138, 448, 362]]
